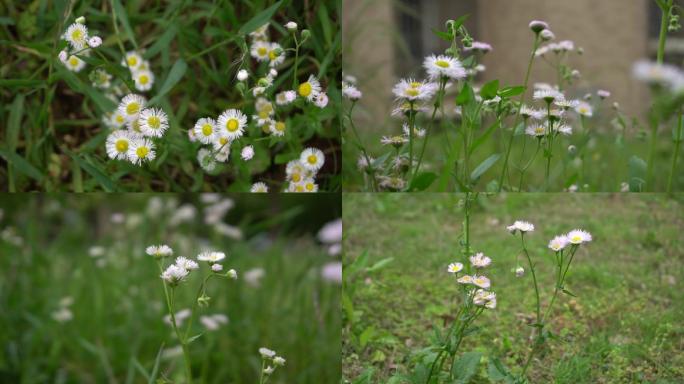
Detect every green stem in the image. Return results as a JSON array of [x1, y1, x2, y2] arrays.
[[521, 235, 541, 323], [259, 359, 266, 384], [167, 287, 193, 384], [498, 36, 539, 191], [408, 103, 416, 179], [544, 103, 554, 191], [292, 37, 301, 89], [413, 79, 446, 181], [657, 0, 672, 65], [518, 141, 541, 191], [347, 102, 378, 191], [667, 109, 683, 194]]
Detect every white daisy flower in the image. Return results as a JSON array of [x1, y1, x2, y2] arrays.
[[128, 137, 156, 165], [298, 75, 322, 102], [566, 229, 592, 244], [127, 117, 143, 134], [63, 22, 89, 50], [275, 90, 297, 105], [118, 94, 147, 121], [237, 69, 249, 81], [473, 289, 496, 307], [447, 262, 463, 274], [556, 124, 572, 135], [133, 70, 155, 92], [250, 182, 268, 193], [597, 89, 611, 99], [175, 256, 199, 270], [90, 68, 112, 89], [548, 235, 569, 251], [250, 40, 271, 62], [268, 42, 286, 67], [193, 117, 218, 144], [301, 178, 319, 193], [529, 20, 549, 33], [515, 266, 525, 277], [403, 123, 426, 138], [464, 41, 492, 53], [457, 275, 474, 284], [392, 78, 438, 101], [300, 147, 325, 172], [217, 109, 247, 140], [274, 356, 286, 366], [554, 99, 579, 110], [506, 220, 535, 234], [269, 120, 286, 136], [469, 252, 492, 268], [342, 82, 362, 100], [533, 88, 564, 103], [313, 92, 329, 108], [197, 251, 226, 263], [122, 51, 143, 71], [106, 130, 135, 160], [473, 275, 491, 289], [64, 55, 86, 72], [519, 105, 544, 120], [574, 101, 593, 117], [241, 145, 254, 161], [197, 148, 217, 172], [211, 263, 223, 272], [381, 135, 408, 147], [259, 347, 276, 358], [525, 124, 548, 137], [212, 136, 232, 162], [146, 244, 173, 258], [87, 36, 102, 48], [249, 23, 269, 40], [423, 55, 466, 80], [139, 108, 169, 137], [286, 160, 306, 183], [160, 264, 189, 285], [378, 176, 406, 191]]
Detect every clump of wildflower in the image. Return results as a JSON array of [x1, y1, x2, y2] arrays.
[[259, 347, 286, 380], [506, 220, 535, 234], [146, 244, 173, 258]]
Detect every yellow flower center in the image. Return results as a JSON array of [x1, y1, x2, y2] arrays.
[[202, 124, 213, 136], [219, 137, 229, 145], [298, 82, 312, 97], [139, 75, 149, 85], [226, 118, 239, 132], [435, 60, 450, 68], [131, 120, 141, 132], [259, 110, 270, 119], [115, 139, 128, 152], [571, 235, 582, 243], [307, 154, 317, 164], [126, 102, 140, 115], [292, 173, 301, 182], [257, 47, 267, 56], [275, 121, 285, 132], [405, 88, 419, 97], [305, 183, 314, 191], [136, 146, 149, 158], [115, 115, 124, 124], [268, 50, 277, 60], [69, 57, 79, 66], [410, 82, 422, 88], [72, 29, 83, 41], [147, 116, 161, 129], [127, 56, 138, 66], [295, 185, 304, 192]]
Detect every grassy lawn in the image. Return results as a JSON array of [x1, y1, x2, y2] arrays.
[[343, 193, 684, 383]]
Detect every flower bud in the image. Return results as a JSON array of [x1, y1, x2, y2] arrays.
[[75, 16, 86, 24], [198, 294, 211, 307], [540, 29, 555, 41], [568, 145, 577, 154], [227, 269, 238, 280], [529, 20, 549, 34], [237, 69, 249, 81], [88, 36, 102, 48], [300, 29, 311, 40], [515, 266, 525, 277], [58, 50, 68, 62], [285, 21, 297, 31]]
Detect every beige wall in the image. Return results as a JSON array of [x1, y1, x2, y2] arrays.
[[344, 0, 651, 127]]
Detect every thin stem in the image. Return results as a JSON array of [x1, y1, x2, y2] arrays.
[[413, 79, 446, 181], [167, 287, 193, 384], [657, 0, 672, 65], [521, 234, 541, 323], [498, 35, 540, 191], [518, 141, 541, 191], [544, 103, 554, 191], [291, 36, 301, 89], [408, 103, 416, 178], [347, 102, 378, 191], [259, 359, 266, 384], [667, 109, 683, 194]]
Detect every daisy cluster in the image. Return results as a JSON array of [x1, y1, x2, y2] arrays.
[[104, 93, 170, 165], [258, 347, 286, 378], [633, 60, 684, 93], [187, 22, 328, 192], [447, 251, 497, 309], [121, 51, 155, 92], [58, 16, 102, 73], [152, 245, 238, 286]]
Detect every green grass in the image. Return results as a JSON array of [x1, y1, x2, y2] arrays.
[[0, 194, 341, 383], [342, 193, 684, 383], [0, 0, 341, 192]]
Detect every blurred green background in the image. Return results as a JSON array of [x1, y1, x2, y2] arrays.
[[0, 193, 341, 383]]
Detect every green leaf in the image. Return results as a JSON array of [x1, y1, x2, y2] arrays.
[[498, 85, 526, 98], [68, 153, 118, 192], [470, 120, 500, 154], [359, 326, 375, 348], [57, 66, 116, 112], [470, 153, 501, 181], [0, 79, 45, 88], [456, 83, 474, 106], [186, 333, 203, 344], [431, 28, 453, 42], [487, 357, 513, 381], [111, 0, 138, 48], [451, 351, 482, 383], [447, 14, 470, 33], [409, 172, 437, 191], [562, 288, 577, 297], [238, 0, 283, 36], [366, 257, 394, 272], [480, 79, 499, 100], [144, 24, 178, 59], [148, 343, 164, 384], [0, 148, 44, 182], [7, 94, 24, 150], [149, 59, 187, 105]]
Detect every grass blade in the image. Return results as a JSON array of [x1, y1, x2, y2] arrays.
[[68, 152, 118, 192], [148, 343, 164, 384], [111, 0, 138, 48], [237, 0, 283, 36], [0, 147, 44, 183], [149, 59, 187, 105]]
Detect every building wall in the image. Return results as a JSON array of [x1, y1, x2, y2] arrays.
[[343, 0, 652, 129]]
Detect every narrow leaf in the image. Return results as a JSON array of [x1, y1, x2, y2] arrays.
[[409, 172, 437, 191], [0, 148, 44, 182], [470, 153, 501, 181], [149, 59, 187, 105], [238, 1, 283, 35], [111, 0, 138, 48]]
